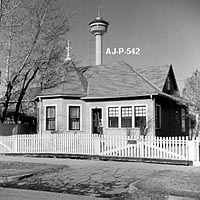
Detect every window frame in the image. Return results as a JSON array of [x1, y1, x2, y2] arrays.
[[108, 107, 119, 128], [107, 105, 148, 129], [45, 105, 56, 131], [121, 106, 132, 128], [166, 75, 171, 91], [181, 108, 186, 133], [68, 106, 80, 131], [134, 105, 147, 128], [37, 107, 40, 132], [155, 104, 161, 129], [67, 104, 82, 131]]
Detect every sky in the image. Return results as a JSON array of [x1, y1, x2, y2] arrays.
[[62, 0, 200, 92]]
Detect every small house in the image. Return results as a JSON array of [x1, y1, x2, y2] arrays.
[[36, 60, 189, 137]]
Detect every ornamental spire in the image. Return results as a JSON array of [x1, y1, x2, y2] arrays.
[[65, 40, 72, 61]]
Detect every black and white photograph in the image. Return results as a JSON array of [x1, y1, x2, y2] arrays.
[[0, 0, 200, 199]]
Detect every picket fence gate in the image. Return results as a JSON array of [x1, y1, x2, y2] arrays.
[[0, 133, 199, 165]]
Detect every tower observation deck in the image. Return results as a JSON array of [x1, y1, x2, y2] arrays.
[[89, 16, 109, 65]]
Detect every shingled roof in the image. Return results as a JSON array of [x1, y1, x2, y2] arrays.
[[39, 60, 179, 100], [136, 65, 171, 91], [41, 60, 87, 97], [82, 61, 161, 99], [136, 65, 179, 92]]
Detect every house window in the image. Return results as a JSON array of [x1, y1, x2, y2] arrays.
[[69, 106, 80, 130], [37, 108, 40, 131], [121, 106, 132, 128], [135, 106, 146, 128], [155, 105, 161, 128], [175, 110, 179, 122], [166, 75, 171, 90], [108, 107, 119, 128], [181, 108, 186, 133], [46, 106, 56, 130]]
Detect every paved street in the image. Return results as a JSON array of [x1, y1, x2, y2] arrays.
[[0, 187, 108, 200], [0, 156, 200, 199], [0, 187, 196, 200]]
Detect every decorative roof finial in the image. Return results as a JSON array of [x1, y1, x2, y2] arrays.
[[65, 40, 72, 62]]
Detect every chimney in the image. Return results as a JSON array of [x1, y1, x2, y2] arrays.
[[89, 14, 109, 65]]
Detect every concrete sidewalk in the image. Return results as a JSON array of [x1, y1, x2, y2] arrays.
[[0, 155, 199, 172]]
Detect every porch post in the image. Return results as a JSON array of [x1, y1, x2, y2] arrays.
[[152, 97, 156, 136], [38, 97, 43, 135]]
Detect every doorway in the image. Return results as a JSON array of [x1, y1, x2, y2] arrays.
[[91, 108, 102, 134]]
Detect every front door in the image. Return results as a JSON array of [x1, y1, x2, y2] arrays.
[[92, 108, 102, 134]]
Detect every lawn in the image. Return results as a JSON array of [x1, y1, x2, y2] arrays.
[[0, 160, 199, 199]]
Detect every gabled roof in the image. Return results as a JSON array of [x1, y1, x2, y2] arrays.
[[82, 61, 161, 99], [41, 61, 87, 97], [137, 65, 179, 93], [38, 60, 181, 102], [136, 65, 171, 91]]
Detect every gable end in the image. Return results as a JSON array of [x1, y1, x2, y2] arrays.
[[163, 65, 179, 95]]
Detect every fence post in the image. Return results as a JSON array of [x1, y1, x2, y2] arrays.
[[14, 135, 18, 153], [140, 135, 144, 158], [188, 138, 195, 164]]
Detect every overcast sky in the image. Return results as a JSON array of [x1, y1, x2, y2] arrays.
[[63, 0, 200, 92]]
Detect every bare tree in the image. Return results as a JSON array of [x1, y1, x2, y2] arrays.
[[182, 70, 200, 113], [0, 0, 72, 123], [182, 70, 200, 134]]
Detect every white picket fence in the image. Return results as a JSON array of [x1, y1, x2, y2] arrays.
[[0, 133, 199, 165], [0, 134, 100, 155], [100, 136, 189, 160]]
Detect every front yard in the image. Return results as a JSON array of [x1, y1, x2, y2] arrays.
[[0, 158, 200, 199]]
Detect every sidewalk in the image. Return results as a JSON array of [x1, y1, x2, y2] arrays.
[[0, 155, 199, 172]]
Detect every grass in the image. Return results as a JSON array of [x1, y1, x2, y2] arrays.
[[135, 170, 200, 199], [0, 161, 200, 199]]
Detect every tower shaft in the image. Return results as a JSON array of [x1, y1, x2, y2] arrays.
[[95, 34, 102, 65]]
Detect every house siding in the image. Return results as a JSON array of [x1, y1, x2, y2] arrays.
[[85, 98, 155, 137], [38, 96, 189, 137], [38, 97, 155, 136], [155, 96, 189, 137], [38, 98, 86, 134]]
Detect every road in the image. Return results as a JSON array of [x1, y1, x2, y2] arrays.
[[0, 187, 108, 200]]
